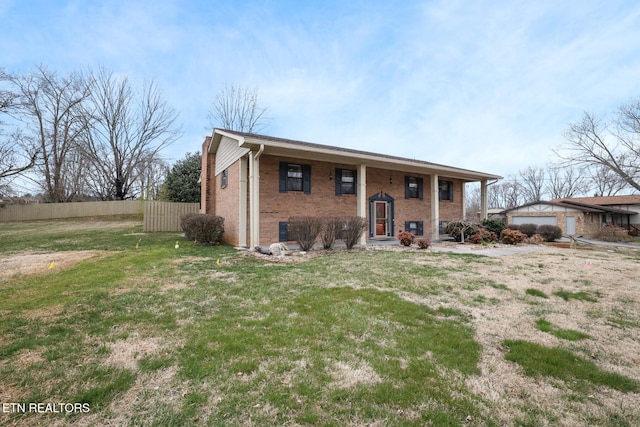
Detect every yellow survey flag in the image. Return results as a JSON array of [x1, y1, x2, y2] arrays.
[[216, 258, 220, 265], [48, 261, 55, 270]]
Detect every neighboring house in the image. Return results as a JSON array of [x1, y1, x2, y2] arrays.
[[502, 195, 640, 236], [201, 129, 502, 247]]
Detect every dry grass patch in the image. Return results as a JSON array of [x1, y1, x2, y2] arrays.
[[0, 250, 107, 277], [327, 359, 382, 389]]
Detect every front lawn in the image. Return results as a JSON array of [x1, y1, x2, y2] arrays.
[[0, 219, 638, 426]]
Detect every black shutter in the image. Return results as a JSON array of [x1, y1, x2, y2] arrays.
[[404, 221, 409, 233], [418, 221, 424, 236], [449, 182, 454, 202], [279, 222, 288, 242], [302, 164, 311, 194], [335, 168, 342, 195], [353, 169, 357, 195], [404, 176, 410, 199], [279, 162, 287, 193], [418, 178, 424, 200]]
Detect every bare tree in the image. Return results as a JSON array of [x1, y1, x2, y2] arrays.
[[134, 154, 169, 200], [208, 83, 269, 133], [464, 183, 481, 221], [488, 180, 523, 209], [545, 164, 588, 199], [7, 66, 90, 202], [80, 68, 181, 200], [0, 69, 38, 182], [518, 166, 546, 203], [587, 164, 629, 196], [558, 105, 640, 192]]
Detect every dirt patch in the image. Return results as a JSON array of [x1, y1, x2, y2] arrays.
[[0, 250, 107, 277]]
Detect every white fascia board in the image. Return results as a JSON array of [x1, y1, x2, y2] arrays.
[[239, 137, 502, 182]]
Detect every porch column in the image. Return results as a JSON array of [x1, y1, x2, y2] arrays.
[[238, 155, 248, 247], [461, 182, 467, 220], [431, 174, 439, 241], [248, 151, 260, 249], [358, 164, 367, 246], [480, 180, 488, 221], [356, 165, 369, 246]]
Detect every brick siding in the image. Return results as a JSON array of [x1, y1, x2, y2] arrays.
[[205, 152, 466, 245]]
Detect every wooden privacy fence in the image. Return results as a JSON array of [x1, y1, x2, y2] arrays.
[[0, 200, 143, 222], [143, 201, 200, 232]]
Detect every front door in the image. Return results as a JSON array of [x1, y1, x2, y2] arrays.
[[375, 201, 388, 237]]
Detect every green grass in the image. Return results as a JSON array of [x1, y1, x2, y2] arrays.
[[503, 340, 639, 393], [526, 288, 549, 298], [535, 318, 591, 341], [553, 289, 599, 302], [0, 219, 493, 426], [1, 218, 637, 426]]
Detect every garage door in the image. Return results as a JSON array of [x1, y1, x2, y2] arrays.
[[512, 216, 557, 226]]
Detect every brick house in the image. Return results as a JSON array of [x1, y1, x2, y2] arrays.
[[201, 129, 502, 247], [502, 195, 640, 236]]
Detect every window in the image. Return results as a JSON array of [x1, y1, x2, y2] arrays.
[[279, 222, 288, 242], [287, 164, 303, 191], [404, 176, 423, 199], [335, 169, 356, 195], [279, 162, 311, 193], [220, 169, 228, 188], [405, 221, 424, 236], [438, 180, 453, 201]]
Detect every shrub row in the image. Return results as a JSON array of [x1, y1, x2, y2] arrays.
[[445, 220, 562, 245], [287, 216, 367, 251], [592, 225, 634, 242], [180, 213, 225, 244], [510, 223, 562, 242]]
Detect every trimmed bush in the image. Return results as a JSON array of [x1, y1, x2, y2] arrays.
[[518, 223, 538, 237], [341, 216, 367, 250], [500, 228, 526, 245], [592, 225, 633, 242], [416, 238, 431, 249], [469, 228, 497, 244], [180, 213, 199, 238], [507, 224, 520, 230], [398, 231, 415, 246], [181, 214, 224, 244], [468, 233, 484, 244], [320, 217, 343, 250], [445, 221, 478, 242], [526, 234, 544, 245], [288, 216, 323, 251], [481, 218, 507, 236], [537, 225, 562, 242]]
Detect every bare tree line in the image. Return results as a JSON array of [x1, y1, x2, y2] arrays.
[[465, 161, 632, 218], [466, 97, 640, 215], [0, 66, 180, 201], [5, 64, 640, 209]]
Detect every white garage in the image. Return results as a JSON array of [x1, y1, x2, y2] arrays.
[[511, 216, 557, 226]]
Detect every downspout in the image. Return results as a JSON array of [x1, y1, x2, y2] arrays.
[[255, 144, 264, 160], [480, 179, 499, 222]]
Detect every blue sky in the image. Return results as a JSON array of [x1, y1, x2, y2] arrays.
[[3, 0, 640, 179]]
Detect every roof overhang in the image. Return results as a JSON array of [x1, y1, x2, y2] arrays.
[[209, 129, 502, 183]]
